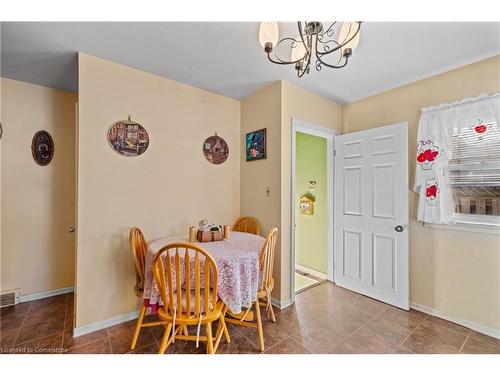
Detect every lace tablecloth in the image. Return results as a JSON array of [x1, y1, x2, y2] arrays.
[[143, 231, 264, 314]]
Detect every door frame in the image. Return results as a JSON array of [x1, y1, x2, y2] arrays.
[[290, 118, 338, 304]]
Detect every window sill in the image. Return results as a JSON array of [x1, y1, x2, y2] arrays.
[[423, 221, 500, 235]]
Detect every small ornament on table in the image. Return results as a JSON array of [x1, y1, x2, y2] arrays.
[[197, 219, 224, 242], [189, 226, 197, 242], [223, 225, 230, 239]]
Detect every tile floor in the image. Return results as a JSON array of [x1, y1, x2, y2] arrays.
[[294, 272, 322, 293], [1, 282, 499, 354]]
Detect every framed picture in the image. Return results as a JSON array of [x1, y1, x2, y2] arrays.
[[31, 130, 55, 166], [246, 128, 266, 161], [108, 119, 149, 157]]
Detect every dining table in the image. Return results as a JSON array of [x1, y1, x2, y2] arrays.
[[142, 231, 265, 314]]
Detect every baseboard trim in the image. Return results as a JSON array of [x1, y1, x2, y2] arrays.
[[271, 297, 292, 310], [295, 264, 328, 280], [19, 287, 74, 303], [410, 302, 500, 340], [73, 310, 139, 338]]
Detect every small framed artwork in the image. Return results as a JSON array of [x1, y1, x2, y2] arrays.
[[246, 128, 266, 161], [107, 118, 149, 157], [32, 130, 55, 166]]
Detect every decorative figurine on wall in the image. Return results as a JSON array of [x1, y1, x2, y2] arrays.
[[203, 133, 229, 164], [307, 180, 317, 192], [108, 116, 149, 157], [246, 128, 266, 161], [32, 130, 55, 166], [299, 193, 315, 215]]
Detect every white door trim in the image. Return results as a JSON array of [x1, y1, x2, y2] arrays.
[[291, 118, 338, 304]]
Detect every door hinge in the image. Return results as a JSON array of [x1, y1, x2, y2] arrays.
[[334, 149, 336, 156]]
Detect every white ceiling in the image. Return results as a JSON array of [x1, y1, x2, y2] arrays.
[[1, 22, 499, 104]]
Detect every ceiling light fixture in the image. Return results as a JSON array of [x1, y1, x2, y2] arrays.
[[259, 21, 362, 77]]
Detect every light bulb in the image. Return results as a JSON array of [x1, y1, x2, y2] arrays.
[[339, 22, 361, 55], [291, 41, 307, 62], [259, 22, 279, 49]]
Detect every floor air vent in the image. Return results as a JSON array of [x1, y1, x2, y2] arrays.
[[0, 289, 20, 307]]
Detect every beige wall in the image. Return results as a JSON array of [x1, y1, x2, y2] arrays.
[[240, 81, 283, 297], [76, 54, 241, 327], [1, 78, 76, 296], [342, 55, 500, 330], [240, 81, 342, 301]]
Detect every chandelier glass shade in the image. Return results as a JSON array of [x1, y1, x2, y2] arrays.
[[259, 21, 362, 77]]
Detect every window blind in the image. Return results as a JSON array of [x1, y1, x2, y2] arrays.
[[450, 122, 500, 216]]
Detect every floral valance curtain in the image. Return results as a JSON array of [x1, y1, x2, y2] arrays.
[[414, 93, 500, 224]]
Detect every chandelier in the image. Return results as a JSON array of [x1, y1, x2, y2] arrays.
[[259, 21, 362, 77]]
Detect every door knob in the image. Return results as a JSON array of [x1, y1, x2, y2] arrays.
[[394, 225, 403, 232], [69, 227, 76, 233]]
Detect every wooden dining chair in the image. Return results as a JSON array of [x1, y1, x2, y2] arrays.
[[152, 242, 230, 354], [225, 227, 278, 352], [232, 216, 260, 236], [129, 226, 162, 350]]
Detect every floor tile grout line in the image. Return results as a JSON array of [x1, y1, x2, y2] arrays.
[[108, 328, 114, 354], [60, 294, 69, 348], [426, 316, 472, 337], [403, 315, 471, 353], [458, 331, 472, 353], [12, 300, 34, 346], [396, 345, 415, 354], [303, 304, 390, 354], [14, 294, 70, 348], [330, 305, 424, 354], [399, 315, 428, 348], [14, 331, 65, 347], [337, 303, 392, 344], [66, 336, 110, 352]]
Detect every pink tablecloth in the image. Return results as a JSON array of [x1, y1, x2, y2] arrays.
[[143, 231, 264, 314]]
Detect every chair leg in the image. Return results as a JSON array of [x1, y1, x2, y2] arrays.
[[158, 323, 172, 354], [217, 306, 230, 343], [267, 294, 276, 322], [131, 305, 146, 350], [254, 300, 265, 352], [182, 325, 188, 336], [206, 322, 214, 354]]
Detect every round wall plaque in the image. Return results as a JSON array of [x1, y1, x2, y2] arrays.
[[32, 130, 54, 166], [108, 119, 149, 157], [203, 134, 229, 164]]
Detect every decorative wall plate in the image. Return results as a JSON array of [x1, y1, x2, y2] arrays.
[[203, 133, 229, 164], [108, 118, 149, 157], [32, 130, 54, 166]]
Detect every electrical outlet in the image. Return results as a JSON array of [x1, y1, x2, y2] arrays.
[[266, 187, 271, 198]]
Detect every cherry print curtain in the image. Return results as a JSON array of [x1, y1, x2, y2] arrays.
[[414, 93, 500, 224]]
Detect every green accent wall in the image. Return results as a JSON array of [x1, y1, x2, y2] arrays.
[[295, 132, 327, 275]]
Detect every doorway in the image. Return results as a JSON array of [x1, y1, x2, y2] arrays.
[[291, 119, 336, 300]]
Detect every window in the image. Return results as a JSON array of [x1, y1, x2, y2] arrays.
[[449, 121, 500, 226]]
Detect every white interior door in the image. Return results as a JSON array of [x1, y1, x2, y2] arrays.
[[334, 122, 409, 309]]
